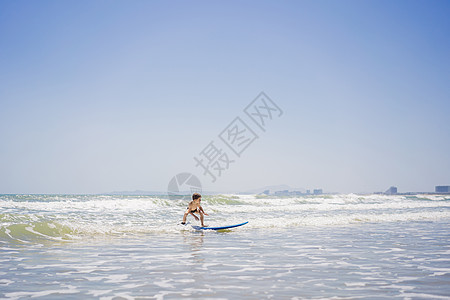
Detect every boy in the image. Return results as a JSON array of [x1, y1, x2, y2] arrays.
[[181, 193, 208, 227]]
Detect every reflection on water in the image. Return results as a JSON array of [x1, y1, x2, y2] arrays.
[[182, 230, 205, 265]]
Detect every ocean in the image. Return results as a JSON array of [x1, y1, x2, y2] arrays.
[[1, 194, 449, 299]]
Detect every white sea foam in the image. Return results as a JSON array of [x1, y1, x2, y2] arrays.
[[2, 197, 448, 300]]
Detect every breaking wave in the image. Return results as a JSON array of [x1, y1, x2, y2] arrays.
[[1, 194, 449, 243]]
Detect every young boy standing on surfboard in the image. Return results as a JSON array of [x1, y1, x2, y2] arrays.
[[181, 193, 208, 227]]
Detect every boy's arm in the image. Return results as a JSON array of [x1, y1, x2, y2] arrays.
[[199, 206, 209, 216]]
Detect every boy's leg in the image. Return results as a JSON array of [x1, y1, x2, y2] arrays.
[[200, 213, 205, 227], [182, 212, 189, 224]]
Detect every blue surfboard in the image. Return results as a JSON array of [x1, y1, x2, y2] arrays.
[[191, 221, 248, 230]]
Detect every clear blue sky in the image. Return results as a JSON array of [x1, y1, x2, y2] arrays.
[[1, 0, 449, 194]]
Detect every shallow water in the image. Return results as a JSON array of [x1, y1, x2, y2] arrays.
[[1, 194, 449, 299]]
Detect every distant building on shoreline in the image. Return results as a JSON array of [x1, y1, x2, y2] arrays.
[[435, 186, 450, 193], [385, 186, 398, 195], [274, 190, 289, 196]]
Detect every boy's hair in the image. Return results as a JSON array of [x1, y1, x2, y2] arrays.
[[192, 193, 202, 200]]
